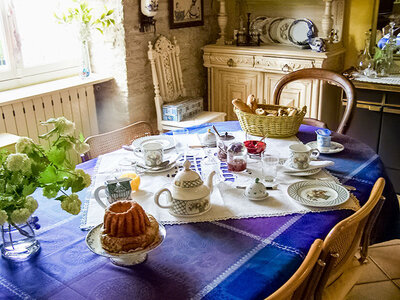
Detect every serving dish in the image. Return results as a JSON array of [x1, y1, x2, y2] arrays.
[[86, 222, 166, 266]]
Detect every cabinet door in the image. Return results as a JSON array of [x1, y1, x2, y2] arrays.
[[264, 74, 314, 117], [212, 69, 263, 120]]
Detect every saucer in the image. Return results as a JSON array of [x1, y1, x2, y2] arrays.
[[86, 222, 166, 266], [306, 141, 344, 154], [287, 168, 322, 177]]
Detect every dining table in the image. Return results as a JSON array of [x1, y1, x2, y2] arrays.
[[0, 121, 398, 300]]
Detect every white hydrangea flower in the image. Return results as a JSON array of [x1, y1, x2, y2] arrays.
[[10, 208, 31, 224], [75, 169, 91, 187], [5, 153, 32, 175], [0, 210, 8, 226], [25, 196, 38, 214], [55, 117, 75, 136], [15, 137, 34, 154], [61, 193, 81, 215], [73, 142, 90, 155]]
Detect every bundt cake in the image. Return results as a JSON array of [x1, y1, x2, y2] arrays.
[[100, 200, 159, 253]]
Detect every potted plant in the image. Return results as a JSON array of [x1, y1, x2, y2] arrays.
[[55, 0, 115, 78], [0, 117, 91, 261]]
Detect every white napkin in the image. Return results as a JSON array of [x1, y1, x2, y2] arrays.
[[283, 160, 335, 173]]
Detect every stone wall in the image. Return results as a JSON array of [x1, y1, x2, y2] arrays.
[[91, 0, 219, 133]]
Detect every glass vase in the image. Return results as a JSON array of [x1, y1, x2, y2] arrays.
[[0, 217, 40, 261], [356, 30, 374, 76], [79, 24, 91, 78], [81, 39, 91, 78]]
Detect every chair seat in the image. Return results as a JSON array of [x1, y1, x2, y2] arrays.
[[161, 111, 226, 131]]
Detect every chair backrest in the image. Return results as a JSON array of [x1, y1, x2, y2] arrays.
[[81, 121, 155, 162], [266, 239, 325, 300], [272, 68, 356, 134], [314, 177, 385, 298], [148, 35, 187, 131]]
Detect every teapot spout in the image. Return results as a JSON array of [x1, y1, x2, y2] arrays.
[[206, 171, 216, 192]]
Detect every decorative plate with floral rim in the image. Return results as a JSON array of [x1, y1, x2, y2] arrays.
[[287, 180, 350, 207]]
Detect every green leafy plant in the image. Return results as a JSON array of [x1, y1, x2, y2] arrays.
[[0, 117, 91, 227], [55, 0, 115, 34]]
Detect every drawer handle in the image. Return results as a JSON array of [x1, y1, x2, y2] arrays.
[[356, 104, 381, 111], [383, 107, 400, 114], [282, 64, 290, 73], [227, 58, 234, 67]]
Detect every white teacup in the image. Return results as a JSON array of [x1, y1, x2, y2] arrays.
[[288, 144, 320, 170], [134, 142, 164, 167]]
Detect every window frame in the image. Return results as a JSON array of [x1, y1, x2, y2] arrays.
[[0, 0, 80, 92]]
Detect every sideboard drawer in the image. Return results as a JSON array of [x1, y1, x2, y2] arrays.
[[209, 54, 254, 68], [254, 56, 315, 73]]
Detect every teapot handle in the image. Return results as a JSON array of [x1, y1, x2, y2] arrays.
[[154, 188, 173, 209]]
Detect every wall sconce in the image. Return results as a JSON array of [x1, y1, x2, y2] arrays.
[[139, 0, 159, 33]]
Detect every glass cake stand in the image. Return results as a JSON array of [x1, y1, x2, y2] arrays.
[[85, 222, 166, 267]]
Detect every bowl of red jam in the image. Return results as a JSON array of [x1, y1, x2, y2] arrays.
[[244, 140, 266, 154]]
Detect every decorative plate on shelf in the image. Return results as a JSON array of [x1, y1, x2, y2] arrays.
[[306, 141, 345, 154], [268, 17, 284, 43], [287, 180, 350, 207], [132, 135, 175, 150], [259, 17, 275, 44], [288, 18, 316, 46], [276, 18, 295, 45]]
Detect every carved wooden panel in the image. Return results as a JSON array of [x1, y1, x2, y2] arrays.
[[209, 54, 254, 69], [254, 56, 315, 73], [214, 69, 262, 120]]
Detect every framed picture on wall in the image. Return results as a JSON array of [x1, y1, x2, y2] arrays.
[[169, 0, 204, 29]]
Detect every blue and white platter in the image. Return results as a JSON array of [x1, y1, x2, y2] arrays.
[[288, 18, 315, 46]]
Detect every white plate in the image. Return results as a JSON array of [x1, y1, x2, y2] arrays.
[[288, 18, 315, 46], [283, 160, 334, 173], [132, 135, 175, 150], [286, 168, 321, 177], [86, 222, 166, 266], [306, 141, 344, 154], [287, 180, 350, 207], [276, 18, 295, 44], [268, 17, 284, 43]]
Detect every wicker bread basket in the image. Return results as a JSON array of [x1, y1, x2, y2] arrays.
[[234, 104, 307, 138]]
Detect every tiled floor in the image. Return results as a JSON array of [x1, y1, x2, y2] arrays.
[[346, 239, 400, 300]]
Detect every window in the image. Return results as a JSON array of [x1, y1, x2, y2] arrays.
[[0, 0, 81, 91]]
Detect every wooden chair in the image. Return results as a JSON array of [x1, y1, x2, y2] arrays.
[[147, 35, 226, 132], [311, 177, 386, 300], [266, 239, 325, 300], [272, 68, 356, 134], [81, 121, 155, 162]]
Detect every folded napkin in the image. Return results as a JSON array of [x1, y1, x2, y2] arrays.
[[283, 160, 335, 173]]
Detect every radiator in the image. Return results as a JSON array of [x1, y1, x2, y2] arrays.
[[0, 85, 99, 163]]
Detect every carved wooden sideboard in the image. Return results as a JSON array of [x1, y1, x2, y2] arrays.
[[203, 44, 345, 129]]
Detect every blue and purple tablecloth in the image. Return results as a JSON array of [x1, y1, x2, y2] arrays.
[[0, 122, 398, 299]]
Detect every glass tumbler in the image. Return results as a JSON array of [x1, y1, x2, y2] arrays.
[[261, 153, 279, 183]]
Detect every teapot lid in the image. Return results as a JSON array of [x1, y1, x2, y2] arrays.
[[174, 160, 203, 188]]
